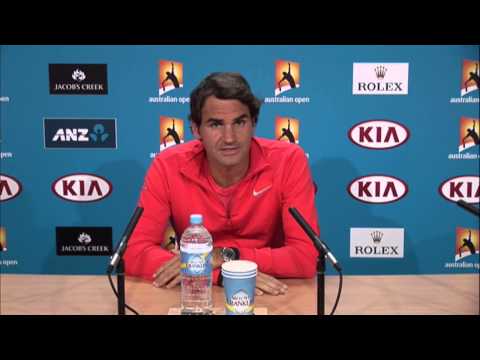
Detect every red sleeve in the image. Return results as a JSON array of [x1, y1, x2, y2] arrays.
[[239, 146, 319, 278], [124, 158, 175, 281]]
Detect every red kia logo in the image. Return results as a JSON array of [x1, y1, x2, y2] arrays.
[[0, 174, 22, 202], [52, 173, 112, 202], [438, 176, 479, 203], [348, 119, 410, 150], [348, 174, 408, 204]]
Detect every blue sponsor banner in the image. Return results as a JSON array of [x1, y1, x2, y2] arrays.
[[1, 45, 478, 277], [44, 118, 117, 149]]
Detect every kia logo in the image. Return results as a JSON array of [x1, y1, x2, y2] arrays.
[[438, 175, 479, 203], [52, 173, 112, 202], [348, 120, 410, 150], [347, 174, 408, 204], [0, 174, 22, 202]]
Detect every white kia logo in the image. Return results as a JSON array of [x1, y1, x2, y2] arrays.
[[52, 173, 112, 202], [347, 175, 408, 204], [0, 174, 22, 202], [348, 119, 410, 149]]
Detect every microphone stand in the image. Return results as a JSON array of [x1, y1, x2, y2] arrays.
[[116, 259, 126, 315], [107, 206, 143, 316], [288, 207, 342, 316], [316, 248, 326, 315], [456, 200, 480, 218]]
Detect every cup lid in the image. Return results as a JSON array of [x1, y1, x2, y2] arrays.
[[221, 260, 257, 273]]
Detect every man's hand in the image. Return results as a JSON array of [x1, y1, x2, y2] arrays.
[[255, 271, 288, 296], [152, 249, 181, 289]]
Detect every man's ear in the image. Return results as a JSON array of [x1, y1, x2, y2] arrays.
[[191, 122, 201, 140]]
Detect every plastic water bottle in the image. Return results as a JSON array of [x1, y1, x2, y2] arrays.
[[180, 214, 213, 315]]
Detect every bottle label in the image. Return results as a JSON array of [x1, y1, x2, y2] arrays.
[[180, 245, 212, 277]]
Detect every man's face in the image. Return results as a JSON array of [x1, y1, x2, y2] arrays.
[[192, 96, 255, 171]]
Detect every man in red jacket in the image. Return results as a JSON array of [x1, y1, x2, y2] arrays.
[[124, 72, 320, 296]]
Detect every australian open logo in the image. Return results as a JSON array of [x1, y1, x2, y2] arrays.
[[450, 60, 479, 103], [0, 227, 7, 252], [160, 116, 185, 152], [148, 60, 189, 104], [444, 227, 479, 270], [448, 117, 479, 160], [227, 290, 253, 314], [275, 117, 300, 144], [264, 60, 310, 105]]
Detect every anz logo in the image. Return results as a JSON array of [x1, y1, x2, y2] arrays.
[[52, 128, 89, 142], [44, 118, 117, 148]]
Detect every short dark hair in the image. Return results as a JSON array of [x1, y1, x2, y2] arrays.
[[189, 72, 261, 127]]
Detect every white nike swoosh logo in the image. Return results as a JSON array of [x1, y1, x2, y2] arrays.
[[253, 185, 272, 197]]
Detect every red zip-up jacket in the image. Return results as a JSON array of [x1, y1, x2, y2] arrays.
[[124, 137, 320, 284]]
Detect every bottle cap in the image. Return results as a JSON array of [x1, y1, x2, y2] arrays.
[[190, 214, 203, 225]]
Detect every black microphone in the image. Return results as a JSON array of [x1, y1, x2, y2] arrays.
[[457, 200, 480, 217], [107, 206, 144, 274], [288, 207, 342, 272]]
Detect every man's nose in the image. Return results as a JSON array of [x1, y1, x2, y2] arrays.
[[222, 124, 236, 143]]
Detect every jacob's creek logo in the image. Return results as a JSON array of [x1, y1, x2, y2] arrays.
[[264, 60, 310, 104], [0, 174, 22, 202], [56, 227, 112, 256], [275, 117, 299, 144], [350, 228, 404, 258], [348, 119, 410, 149], [353, 63, 409, 95], [347, 175, 408, 204], [49, 64, 108, 95], [448, 117, 479, 160], [160, 117, 185, 151], [52, 173, 112, 202], [438, 175, 479, 204], [445, 227, 479, 270], [450, 60, 480, 103], [148, 60, 189, 104], [44, 118, 117, 149]]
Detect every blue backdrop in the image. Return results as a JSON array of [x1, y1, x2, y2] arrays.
[[1, 45, 479, 275]]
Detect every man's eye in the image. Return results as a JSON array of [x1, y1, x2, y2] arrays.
[[209, 122, 221, 128], [235, 120, 246, 126]]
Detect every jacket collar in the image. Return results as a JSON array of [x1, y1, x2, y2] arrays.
[[179, 137, 271, 187]]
